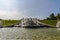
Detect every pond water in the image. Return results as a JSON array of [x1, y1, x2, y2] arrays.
[[0, 27, 60, 40]]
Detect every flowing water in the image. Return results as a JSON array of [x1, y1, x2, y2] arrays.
[[0, 27, 60, 40]]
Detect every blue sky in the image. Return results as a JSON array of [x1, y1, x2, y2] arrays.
[[0, 0, 60, 19]]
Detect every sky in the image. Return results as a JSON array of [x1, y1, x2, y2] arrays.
[[0, 0, 60, 20]]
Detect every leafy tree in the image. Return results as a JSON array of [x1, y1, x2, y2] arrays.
[[47, 17, 50, 20], [45, 13, 60, 20], [56, 13, 60, 20], [49, 13, 56, 20]]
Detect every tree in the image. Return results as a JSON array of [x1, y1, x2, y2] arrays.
[[56, 13, 60, 20], [49, 13, 56, 20], [45, 13, 60, 20], [47, 17, 50, 20]]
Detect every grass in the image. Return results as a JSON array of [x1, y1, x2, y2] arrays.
[[0, 20, 20, 27], [0, 19, 58, 27], [40, 20, 57, 27]]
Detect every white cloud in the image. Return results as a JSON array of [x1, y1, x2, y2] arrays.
[[0, 9, 28, 20], [0, 0, 17, 10], [0, 0, 45, 20], [0, 0, 28, 20]]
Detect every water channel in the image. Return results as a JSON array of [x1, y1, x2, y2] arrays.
[[0, 27, 60, 40]]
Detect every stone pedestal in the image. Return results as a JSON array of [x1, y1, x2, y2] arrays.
[[56, 21, 60, 27]]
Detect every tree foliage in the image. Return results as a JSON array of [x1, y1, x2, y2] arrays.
[[56, 13, 60, 20], [46, 13, 60, 20]]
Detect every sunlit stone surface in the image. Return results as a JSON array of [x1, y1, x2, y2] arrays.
[[21, 18, 38, 27], [56, 21, 60, 27], [56, 21, 60, 30]]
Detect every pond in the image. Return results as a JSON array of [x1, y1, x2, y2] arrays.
[[0, 27, 60, 40]]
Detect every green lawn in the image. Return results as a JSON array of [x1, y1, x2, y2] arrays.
[[40, 20, 57, 27], [1, 20, 20, 27], [0, 20, 58, 27]]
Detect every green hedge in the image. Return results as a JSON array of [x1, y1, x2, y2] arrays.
[[1, 20, 20, 27], [40, 20, 57, 27]]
